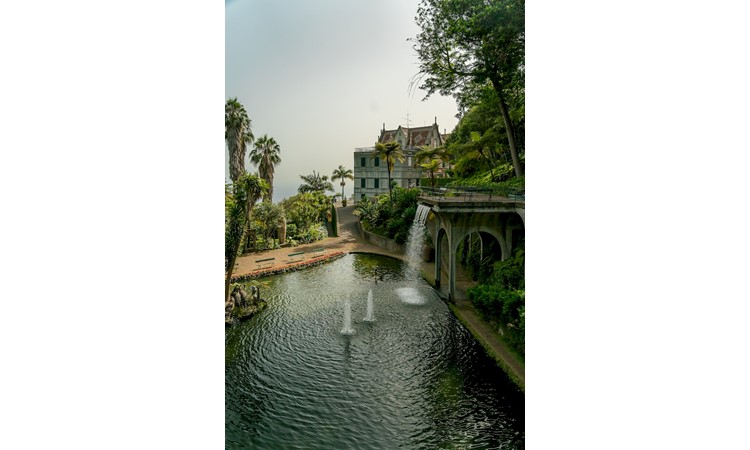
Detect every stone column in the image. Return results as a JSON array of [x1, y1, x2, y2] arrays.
[[434, 238, 442, 288], [449, 224, 457, 302]]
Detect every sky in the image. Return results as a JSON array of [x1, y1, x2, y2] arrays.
[[226, 0, 459, 202]]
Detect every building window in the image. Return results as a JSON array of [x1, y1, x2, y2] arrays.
[[360, 178, 366, 188], [416, 179, 420, 186], [374, 178, 379, 189], [360, 157, 366, 167], [374, 157, 380, 167]]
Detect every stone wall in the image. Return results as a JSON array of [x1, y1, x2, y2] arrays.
[[358, 222, 404, 253]]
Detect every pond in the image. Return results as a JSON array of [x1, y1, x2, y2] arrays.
[[225, 253, 524, 449]]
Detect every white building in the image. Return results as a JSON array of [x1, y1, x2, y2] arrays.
[[353, 121, 447, 200]]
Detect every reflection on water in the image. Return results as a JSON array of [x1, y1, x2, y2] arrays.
[[225, 253, 524, 449]]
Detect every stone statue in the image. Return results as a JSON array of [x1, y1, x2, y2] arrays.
[[250, 285, 260, 302], [231, 285, 249, 308]]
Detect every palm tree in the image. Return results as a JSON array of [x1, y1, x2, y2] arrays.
[[225, 173, 268, 303], [415, 145, 451, 185], [414, 145, 439, 165], [421, 159, 442, 188], [225, 98, 254, 183], [331, 165, 354, 204], [249, 135, 281, 202], [372, 140, 405, 202], [298, 171, 334, 194]]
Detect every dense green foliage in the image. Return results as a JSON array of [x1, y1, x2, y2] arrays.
[[419, 177, 453, 188], [467, 245, 525, 357], [457, 233, 503, 281], [354, 187, 420, 245], [225, 173, 268, 301], [412, 0, 524, 178], [281, 192, 331, 244], [248, 201, 285, 251], [469, 285, 524, 356], [447, 173, 525, 197], [442, 84, 524, 183]]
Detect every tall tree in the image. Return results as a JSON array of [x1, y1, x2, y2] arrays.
[[372, 140, 405, 202], [331, 165, 354, 203], [249, 134, 281, 202], [225, 173, 268, 302], [225, 98, 254, 182], [298, 171, 334, 194], [411, 0, 524, 177]]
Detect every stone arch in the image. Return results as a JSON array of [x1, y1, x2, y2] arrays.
[[434, 225, 449, 289], [427, 208, 524, 301], [452, 226, 508, 263], [453, 230, 504, 280]]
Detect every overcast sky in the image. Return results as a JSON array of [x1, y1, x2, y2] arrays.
[[226, 0, 459, 202]]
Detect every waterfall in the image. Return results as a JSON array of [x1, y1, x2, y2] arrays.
[[414, 204, 431, 226], [403, 204, 432, 279]]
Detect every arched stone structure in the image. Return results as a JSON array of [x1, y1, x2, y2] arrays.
[[420, 196, 524, 301]]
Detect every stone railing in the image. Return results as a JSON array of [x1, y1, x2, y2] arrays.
[[420, 185, 524, 200]]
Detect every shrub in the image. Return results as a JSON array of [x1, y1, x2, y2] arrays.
[[286, 223, 298, 239], [299, 224, 328, 244], [354, 187, 419, 244], [468, 285, 525, 356]]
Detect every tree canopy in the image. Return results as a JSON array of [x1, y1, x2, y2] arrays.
[[225, 173, 268, 301], [331, 165, 354, 202], [411, 0, 524, 177], [298, 171, 334, 194], [225, 98, 254, 183], [373, 140, 405, 202], [249, 134, 281, 202]]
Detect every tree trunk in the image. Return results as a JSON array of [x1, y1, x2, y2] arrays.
[[491, 78, 523, 178], [264, 176, 273, 203], [387, 164, 393, 202], [225, 195, 259, 302], [278, 219, 286, 245], [228, 129, 246, 183]]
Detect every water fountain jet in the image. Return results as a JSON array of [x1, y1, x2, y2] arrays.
[[340, 298, 355, 335], [363, 289, 375, 322]]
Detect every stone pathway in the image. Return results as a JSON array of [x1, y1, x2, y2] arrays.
[[232, 204, 405, 279], [231, 202, 524, 391]]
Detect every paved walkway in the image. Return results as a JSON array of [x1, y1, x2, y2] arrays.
[[232, 203, 524, 391], [232, 203, 405, 278]]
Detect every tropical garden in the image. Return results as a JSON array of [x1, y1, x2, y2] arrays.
[[225, 97, 356, 317], [353, 0, 525, 356], [413, 0, 525, 358], [226, 0, 524, 351]]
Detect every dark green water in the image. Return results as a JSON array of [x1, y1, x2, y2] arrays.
[[225, 254, 524, 449]]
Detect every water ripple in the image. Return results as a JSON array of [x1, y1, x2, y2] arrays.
[[226, 254, 524, 449]]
